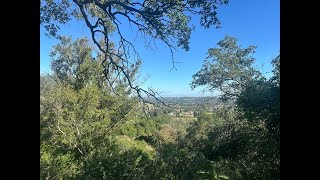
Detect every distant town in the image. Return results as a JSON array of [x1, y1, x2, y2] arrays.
[[144, 96, 233, 118]]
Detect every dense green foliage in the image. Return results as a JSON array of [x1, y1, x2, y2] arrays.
[[40, 1, 279, 179], [41, 36, 279, 179], [40, 37, 152, 179], [191, 35, 261, 101], [190, 36, 280, 179]]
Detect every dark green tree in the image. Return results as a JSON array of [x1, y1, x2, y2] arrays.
[[271, 54, 280, 86], [191, 35, 261, 101], [190, 36, 280, 179]]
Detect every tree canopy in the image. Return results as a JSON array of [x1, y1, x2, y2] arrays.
[[191, 35, 261, 101]]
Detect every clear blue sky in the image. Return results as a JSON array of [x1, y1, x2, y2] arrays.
[[40, 0, 280, 97]]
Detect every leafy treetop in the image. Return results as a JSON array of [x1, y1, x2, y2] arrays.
[[191, 35, 261, 101]]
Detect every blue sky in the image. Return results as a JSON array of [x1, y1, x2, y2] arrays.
[[40, 0, 280, 97]]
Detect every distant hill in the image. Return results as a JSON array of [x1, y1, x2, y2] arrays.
[[146, 96, 221, 106]]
